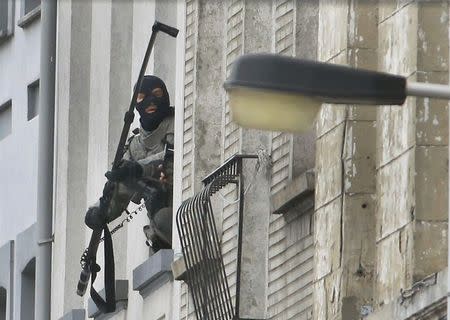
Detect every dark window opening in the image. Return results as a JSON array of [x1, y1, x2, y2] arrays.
[[24, 0, 40, 16], [27, 79, 39, 120], [0, 2, 7, 35], [0, 0, 14, 40], [21, 257, 35, 320], [0, 100, 12, 140], [0, 287, 6, 320]]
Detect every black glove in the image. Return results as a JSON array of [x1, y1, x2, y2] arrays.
[[85, 206, 107, 230], [105, 160, 143, 182], [85, 181, 116, 230]]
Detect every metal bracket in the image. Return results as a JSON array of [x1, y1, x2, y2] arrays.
[[38, 234, 54, 246]]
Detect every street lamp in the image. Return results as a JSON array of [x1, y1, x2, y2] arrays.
[[224, 53, 450, 316], [224, 54, 450, 132]]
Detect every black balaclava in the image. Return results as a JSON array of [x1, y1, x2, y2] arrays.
[[136, 75, 172, 132]]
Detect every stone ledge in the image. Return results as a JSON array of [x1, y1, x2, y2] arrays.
[[59, 309, 85, 320], [171, 256, 187, 281], [133, 249, 173, 297], [365, 268, 447, 320], [87, 279, 128, 319], [271, 170, 315, 215], [17, 5, 41, 28]]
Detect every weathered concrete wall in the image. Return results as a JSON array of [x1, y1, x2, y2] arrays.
[[314, 1, 449, 319], [314, 1, 378, 319], [375, 0, 449, 312]]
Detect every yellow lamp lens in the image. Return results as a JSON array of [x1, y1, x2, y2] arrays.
[[228, 87, 321, 133]]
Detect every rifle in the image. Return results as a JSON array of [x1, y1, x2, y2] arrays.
[[77, 21, 178, 313]]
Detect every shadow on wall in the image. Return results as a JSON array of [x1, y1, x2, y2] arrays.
[[0, 286, 6, 320]]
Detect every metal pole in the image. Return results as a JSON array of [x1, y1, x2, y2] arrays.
[[406, 81, 450, 100], [36, 1, 57, 319]]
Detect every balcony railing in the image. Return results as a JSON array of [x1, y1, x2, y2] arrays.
[[176, 154, 259, 320]]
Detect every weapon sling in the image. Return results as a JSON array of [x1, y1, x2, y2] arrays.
[[77, 21, 178, 313]]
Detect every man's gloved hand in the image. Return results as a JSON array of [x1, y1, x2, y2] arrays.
[[85, 206, 107, 230], [105, 160, 143, 182], [85, 181, 116, 230]]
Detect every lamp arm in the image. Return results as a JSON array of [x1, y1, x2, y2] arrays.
[[406, 81, 450, 100]]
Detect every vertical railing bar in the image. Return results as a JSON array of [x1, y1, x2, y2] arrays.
[[202, 183, 232, 318], [177, 200, 203, 320], [200, 190, 227, 318], [191, 193, 213, 319], [196, 188, 219, 319], [234, 158, 245, 319], [185, 195, 208, 319], [178, 199, 204, 320], [205, 183, 235, 317], [189, 190, 217, 319], [201, 185, 230, 314]]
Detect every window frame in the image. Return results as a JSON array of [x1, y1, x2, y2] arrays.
[[0, 0, 15, 43], [27, 79, 40, 121], [17, 0, 40, 29], [0, 99, 12, 141]]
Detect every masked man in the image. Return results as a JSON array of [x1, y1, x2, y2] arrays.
[[85, 75, 174, 252]]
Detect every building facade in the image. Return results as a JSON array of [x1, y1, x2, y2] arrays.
[[0, 0, 41, 319], [0, 1, 448, 320]]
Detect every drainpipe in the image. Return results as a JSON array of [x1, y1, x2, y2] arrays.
[[35, 1, 56, 319]]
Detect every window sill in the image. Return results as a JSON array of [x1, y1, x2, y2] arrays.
[[87, 279, 128, 319], [133, 249, 173, 297], [271, 170, 315, 215], [18, 5, 41, 28], [59, 309, 85, 320]]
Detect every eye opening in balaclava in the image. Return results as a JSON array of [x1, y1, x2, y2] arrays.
[[135, 75, 171, 131]]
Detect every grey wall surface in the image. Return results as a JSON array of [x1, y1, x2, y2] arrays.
[[0, 241, 13, 320], [0, 0, 40, 248], [52, 0, 94, 316], [13, 223, 37, 320]]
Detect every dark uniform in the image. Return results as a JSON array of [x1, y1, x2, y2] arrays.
[[85, 75, 174, 251]]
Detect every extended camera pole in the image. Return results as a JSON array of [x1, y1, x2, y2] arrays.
[[77, 21, 178, 313]]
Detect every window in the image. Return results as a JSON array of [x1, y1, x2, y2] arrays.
[[27, 79, 39, 120], [0, 100, 12, 141], [21, 258, 35, 320], [0, 0, 14, 41], [24, 0, 40, 16], [0, 287, 6, 320], [18, 0, 40, 28]]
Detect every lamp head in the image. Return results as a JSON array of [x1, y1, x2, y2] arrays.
[[224, 54, 407, 132]]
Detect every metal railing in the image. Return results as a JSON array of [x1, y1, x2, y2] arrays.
[[176, 154, 258, 320]]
